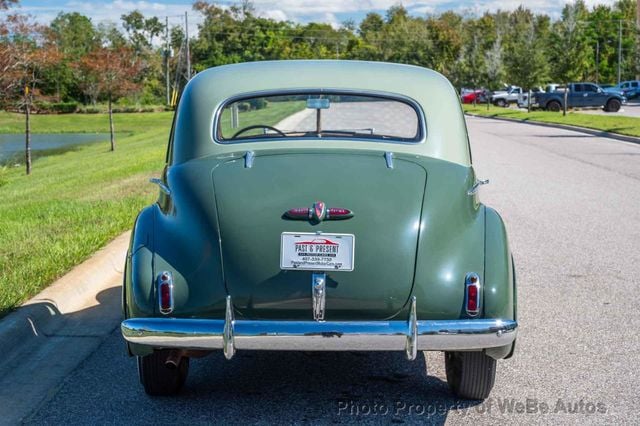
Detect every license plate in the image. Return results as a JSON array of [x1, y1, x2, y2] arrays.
[[280, 232, 355, 271]]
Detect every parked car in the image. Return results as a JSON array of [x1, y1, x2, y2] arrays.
[[532, 82, 626, 112], [490, 86, 522, 107], [604, 80, 640, 99], [121, 60, 518, 400], [461, 89, 488, 104]]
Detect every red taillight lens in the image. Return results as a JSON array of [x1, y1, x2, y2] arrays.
[[465, 273, 480, 316], [467, 285, 478, 311], [158, 272, 173, 314]]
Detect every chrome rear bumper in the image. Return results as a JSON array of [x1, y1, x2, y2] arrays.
[[121, 297, 517, 361]]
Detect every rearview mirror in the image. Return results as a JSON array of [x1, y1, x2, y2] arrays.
[[307, 98, 330, 109]]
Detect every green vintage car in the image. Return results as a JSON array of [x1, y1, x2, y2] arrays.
[[121, 60, 517, 399]]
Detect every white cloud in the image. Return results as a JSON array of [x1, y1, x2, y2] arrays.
[[260, 9, 289, 22], [15, 0, 622, 30]]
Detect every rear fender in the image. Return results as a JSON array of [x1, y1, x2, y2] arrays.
[[483, 207, 516, 359]]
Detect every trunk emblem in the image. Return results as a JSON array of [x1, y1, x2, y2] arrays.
[[285, 201, 353, 223]]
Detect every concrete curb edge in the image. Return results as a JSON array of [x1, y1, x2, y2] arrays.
[[0, 232, 130, 352]]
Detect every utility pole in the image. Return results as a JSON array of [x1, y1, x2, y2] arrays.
[[185, 11, 191, 81], [617, 19, 622, 84], [165, 16, 170, 106]]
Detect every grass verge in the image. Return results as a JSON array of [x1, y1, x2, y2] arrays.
[[463, 104, 640, 138], [0, 111, 173, 316]]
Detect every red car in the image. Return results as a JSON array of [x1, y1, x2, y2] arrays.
[[461, 90, 488, 104]]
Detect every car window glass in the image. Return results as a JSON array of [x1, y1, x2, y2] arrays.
[[217, 93, 422, 143], [573, 84, 583, 92]]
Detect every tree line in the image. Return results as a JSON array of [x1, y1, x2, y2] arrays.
[[2, 0, 639, 108]]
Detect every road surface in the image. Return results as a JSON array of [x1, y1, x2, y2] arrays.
[[12, 117, 640, 425]]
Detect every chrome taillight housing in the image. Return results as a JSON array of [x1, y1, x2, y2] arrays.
[[158, 271, 174, 315]]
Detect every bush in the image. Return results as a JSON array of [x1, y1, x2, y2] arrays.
[[248, 98, 268, 110], [34, 101, 78, 114]]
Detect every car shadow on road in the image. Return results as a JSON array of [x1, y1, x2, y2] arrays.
[[165, 349, 482, 424]]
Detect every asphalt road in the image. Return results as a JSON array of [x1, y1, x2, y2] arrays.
[[18, 117, 640, 425]]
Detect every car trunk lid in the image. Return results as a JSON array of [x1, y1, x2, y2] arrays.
[[212, 151, 426, 320]]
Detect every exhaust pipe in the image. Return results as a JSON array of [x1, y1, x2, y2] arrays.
[[164, 350, 184, 369]]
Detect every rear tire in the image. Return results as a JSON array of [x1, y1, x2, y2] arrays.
[[605, 99, 621, 113], [445, 351, 496, 400], [546, 101, 561, 112], [494, 99, 507, 108], [138, 351, 189, 396]]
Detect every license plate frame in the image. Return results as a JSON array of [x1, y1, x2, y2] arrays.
[[280, 232, 355, 271]]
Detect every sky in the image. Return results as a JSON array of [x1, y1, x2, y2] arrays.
[[11, 0, 620, 30]]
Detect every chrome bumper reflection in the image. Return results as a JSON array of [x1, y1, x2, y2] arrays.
[[122, 298, 517, 361]]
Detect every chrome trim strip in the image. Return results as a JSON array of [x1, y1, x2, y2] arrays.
[[311, 273, 326, 321], [384, 151, 394, 169], [467, 179, 489, 196], [122, 318, 517, 354], [405, 296, 417, 360], [149, 178, 171, 196], [223, 295, 235, 360]]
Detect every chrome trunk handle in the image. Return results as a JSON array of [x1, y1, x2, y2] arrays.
[[150, 178, 171, 196], [467, 179, 489, 196]]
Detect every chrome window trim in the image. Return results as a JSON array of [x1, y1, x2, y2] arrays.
[[211, 88, 428, 146]]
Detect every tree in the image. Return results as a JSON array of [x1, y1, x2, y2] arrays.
[[0, 13, 60, 174], [75, 46, 141, 151], [46, 12, 98, 100], [121, 11, 164, 52], [549, 2, 592, 115], [0, 0, 18, 9], [504, 9, 549, 111]]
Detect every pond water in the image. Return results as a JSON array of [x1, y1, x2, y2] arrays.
[[0, 133, 110, 163]]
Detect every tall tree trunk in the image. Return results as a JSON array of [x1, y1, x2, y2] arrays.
[[563, 85, 568, 117], [25, 94, 32, 175], [527, 90, 532, 113], [108, 94, 115, 151]]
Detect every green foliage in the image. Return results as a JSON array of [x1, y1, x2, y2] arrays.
[[33, 101, 78, 114]]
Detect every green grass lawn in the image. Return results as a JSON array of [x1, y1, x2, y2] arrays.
[[0, 111, 173, 316], [0, 111, 171, 134], [463, 105, 640, 138]]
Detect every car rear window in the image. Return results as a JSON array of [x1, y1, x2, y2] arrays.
[[216, 92, 422, 143]]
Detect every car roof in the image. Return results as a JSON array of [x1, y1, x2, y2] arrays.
[[172, 60, 470, 167]]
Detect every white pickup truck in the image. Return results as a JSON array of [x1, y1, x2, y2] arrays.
[[490, 86, 522, 107]]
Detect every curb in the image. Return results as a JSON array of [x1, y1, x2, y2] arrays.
[[0, 232, 130, 352], [465, 113, 640, 145]]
